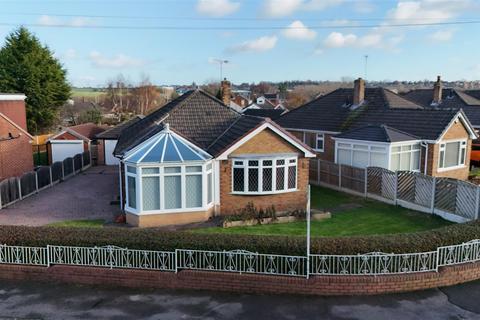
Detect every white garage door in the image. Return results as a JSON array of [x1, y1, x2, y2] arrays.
[[51, 141, 84, 163], [104, 140, 119, 165]]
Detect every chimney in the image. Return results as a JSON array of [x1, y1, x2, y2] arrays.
[[432, 75, 442, 105], [0, 94, 28, 132], [221, 78, 231, 106], [353, 78, 365, 105]]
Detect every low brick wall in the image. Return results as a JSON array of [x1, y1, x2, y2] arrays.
[[1, 261, 480, 296]]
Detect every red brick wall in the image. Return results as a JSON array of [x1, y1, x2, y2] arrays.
[[288, 130, 336, 161], [1, 261, 479, 296], [0, 116, 33, 180], [0, 100, 27, 131], [97, 140, 105, 165], [219, 128, 309, 214]]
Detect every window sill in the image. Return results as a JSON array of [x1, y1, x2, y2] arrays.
[[313, 149, 324, 153], [437, 165, 466, 172], [129, 204, 214, 215], [230, 189, 298, 196]]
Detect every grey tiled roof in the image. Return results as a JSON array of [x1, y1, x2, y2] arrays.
[[96, 115, 145, 140], [402, 89, 480, 126], [336, 125, 419, 142], [242, 108, 284, 119], [277, 87, 463, 141], [114, 90, 270, 158]]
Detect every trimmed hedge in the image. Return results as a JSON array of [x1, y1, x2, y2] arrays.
[[0, 222, 479, 255]]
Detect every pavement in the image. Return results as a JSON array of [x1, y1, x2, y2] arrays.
[[0, 166, 120, 226], [0, 278, 478, 319]]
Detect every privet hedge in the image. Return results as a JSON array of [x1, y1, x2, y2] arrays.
[[0, 222, 479, 255]]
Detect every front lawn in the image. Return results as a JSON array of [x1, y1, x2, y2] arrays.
[[47, 219, 105, 228], [192, 187, 452, 237]]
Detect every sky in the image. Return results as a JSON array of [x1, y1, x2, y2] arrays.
[[0, 0, 480, 87]]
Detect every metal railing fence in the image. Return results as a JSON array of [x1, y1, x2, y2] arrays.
[[0, 240, 479, 278]]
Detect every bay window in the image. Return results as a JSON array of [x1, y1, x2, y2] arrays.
[[232, 157, 297, 194], [439, 140, 467, 169]]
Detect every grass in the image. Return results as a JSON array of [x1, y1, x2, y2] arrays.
[[47, 219, 105, 228], [192, 187, 453, 237]]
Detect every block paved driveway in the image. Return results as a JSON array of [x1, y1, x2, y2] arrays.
[[0, 166, 120, 226]]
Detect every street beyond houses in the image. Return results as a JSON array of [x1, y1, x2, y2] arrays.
[[0, 279, 478, 320]]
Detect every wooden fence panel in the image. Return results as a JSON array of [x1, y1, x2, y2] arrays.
[[319, 160, 339, 187], [36, 167, 51, 189], [51, 162, 63, 182], [340, 165, 366, 194], [73, 154, 82, 172], [455, 181, 477, 220], [397, 171, 434, 209], [435, 179, 457, 213], [367, 167, 396, 200], [83, 151, 91, 167], [20, 172, 36, 197], [0, 178, 19, 206], [63, 158, 73, 177]]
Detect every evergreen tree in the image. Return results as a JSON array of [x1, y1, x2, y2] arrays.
[[0, 27, 71, 133]]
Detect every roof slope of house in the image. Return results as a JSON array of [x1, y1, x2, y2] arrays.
[[402, 89, 480, 126], [277, 87, 469, 141], [242, 108, 285, 119], [96, 115, 145, 140], [64, 123, 105, 140], [335, 125, 419, 143], [116, 89, 297, 158]]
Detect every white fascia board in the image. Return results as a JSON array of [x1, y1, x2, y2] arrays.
[[0, 94, 26, 101], [49, 139, 83, 144], [332, 137, 391, 146], [216, 122, 316, 160]]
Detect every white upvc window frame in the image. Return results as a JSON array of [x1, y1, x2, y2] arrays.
[[335, 140, 389, 169], [302, 131, 324, 152], [125, 165, 138, 213], [124, 160, 214, 215], [438, 138, 467, 172], [389, 142, 422, 172], [231, 156, 298, 195]]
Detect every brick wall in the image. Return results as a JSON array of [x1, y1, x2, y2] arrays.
[[0, 100, 27, 131], [426, 121, 471, 180], [0, 116, 33, 180], [97, 139, 105, 165], [219, 128, 309, 214], [288, 130, 335, 161], [1, 261, 480, 296]]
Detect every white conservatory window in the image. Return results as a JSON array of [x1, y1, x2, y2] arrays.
[[123, 123, 214, 214], [390, 143, 421, 172], [232, 157, 297, 194], [336, 142, 388, 169], [439, 140, 467, 169]]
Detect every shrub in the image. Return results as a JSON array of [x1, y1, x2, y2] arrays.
[[0, 221, 479, 255]]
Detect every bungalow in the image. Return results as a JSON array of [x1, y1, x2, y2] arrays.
[[277, 78, 477, 180], [114, 89, 315, 227], [47, 123, 105, 163], [0, 93, 33, 180]]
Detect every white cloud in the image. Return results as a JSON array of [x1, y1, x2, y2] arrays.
[[323, 32, 357, 48], [196, 0, 240, 17], [261, 0, 343, 17], [262, 0, 302, 17], [89, 51, 146, 68], [227, 35, 278, 53], [386, 0, 473, 24], [37, 15, 97, 27], [429, 29, 455, 42], [323, 31, 402, 50], [282, 20, 316, 40]]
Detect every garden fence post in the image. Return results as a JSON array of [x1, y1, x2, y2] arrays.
[[81, 153, 84, 171], [175, 249, 179, 273], [364, 167, 368, 198], [317, 159, 321, 185], [17, 178, 22, 200], [431, 177, 436, 214], [35, 171, 39, 193], [49, 166, 53, 186], [393, 171, 398, 205], [61, 162, 65, 180], [72, 158, 76, 176], [475, 186, 480, 220], [338, 164, 342, 188], [46, 245, 50, 267]]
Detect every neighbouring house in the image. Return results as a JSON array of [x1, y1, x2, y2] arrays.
[[114, 89, 315, 227], [95, 115, 144, 166], [47, 123, 105, 163], [245, 94, 286, 112], [277, 78, 477, 180], [0, 93, 34, 180], [242, 108, 286, 120], [402, 76, 480, 129]]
